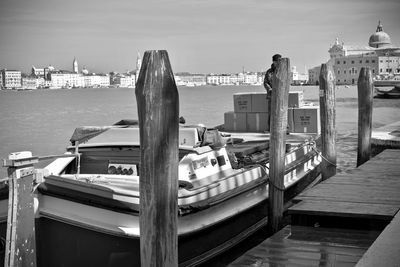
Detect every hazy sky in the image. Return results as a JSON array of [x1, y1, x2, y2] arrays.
[[0, 0, 399, 74]]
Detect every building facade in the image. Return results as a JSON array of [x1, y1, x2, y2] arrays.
[[206, 72, 261, 85], [22, 76, 45, 90], [50, 71, 85, 89], [328, 21, 400, 85], [83, 74, 110, 88], [291, 66, 309, 85], [115, 75, 135, 88], [175, 73, 207, 86], [308, 66, 321, 85], [31, 66, 45, 77], [1, 69, 22, 89]]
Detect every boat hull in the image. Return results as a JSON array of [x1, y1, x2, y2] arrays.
[[0, 132, 321, 266], [375, 87, 400, 98], [33, 164, 319, 267]]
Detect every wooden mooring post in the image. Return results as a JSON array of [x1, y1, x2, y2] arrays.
[[135, 50, 179, 266], [319, 63, 337, 180], [2, 151, 37, 267], [357, 67, 374, 167], [268, 58, 290, 234]]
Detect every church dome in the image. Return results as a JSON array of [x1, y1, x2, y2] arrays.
[[369, 21, 391, 48]]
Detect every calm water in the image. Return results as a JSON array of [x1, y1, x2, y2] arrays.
[[1, 85, 400, 178]]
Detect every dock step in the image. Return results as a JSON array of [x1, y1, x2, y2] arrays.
[[229, 225, 380, 267]]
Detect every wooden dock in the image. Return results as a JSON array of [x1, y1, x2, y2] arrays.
[[229, 149, 400, 266], [371, 121, 400, 155]]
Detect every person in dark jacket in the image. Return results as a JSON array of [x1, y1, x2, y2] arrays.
[[263, 54, 282, 130]]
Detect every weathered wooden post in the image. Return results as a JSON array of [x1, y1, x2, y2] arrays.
[[357, 67, 374, 167], [2, 151, 37, 267], [135, 50, 179, 266], [268, 58, 290, 234], [319, 63, 337, 180]]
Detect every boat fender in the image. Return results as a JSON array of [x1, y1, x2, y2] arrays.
[[179, 180, 194, 189]]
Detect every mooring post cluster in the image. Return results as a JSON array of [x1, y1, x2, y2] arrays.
[[0, 51, 377, 267]]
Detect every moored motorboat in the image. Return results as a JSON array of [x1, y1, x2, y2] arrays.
[[0, 121, 321, 266], [374, 76, 400, 98], [375, 85, 400, 98]]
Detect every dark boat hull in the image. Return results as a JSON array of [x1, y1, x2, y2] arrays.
[[33, 165, 320, 267]]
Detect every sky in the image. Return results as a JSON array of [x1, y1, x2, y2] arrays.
[[0, 0, 399, 74]]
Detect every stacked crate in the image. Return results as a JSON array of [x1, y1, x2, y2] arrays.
[[287, 91, 320, 134], [224, 92, 269, 132], [224, 91, 320, 134]]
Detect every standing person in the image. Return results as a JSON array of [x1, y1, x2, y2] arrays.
[[263, 54, 282, 130]]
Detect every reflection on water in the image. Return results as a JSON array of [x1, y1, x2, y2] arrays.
[[1, 85, 400, 177]]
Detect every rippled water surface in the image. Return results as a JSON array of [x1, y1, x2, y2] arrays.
[[1, 85, 399, 177]]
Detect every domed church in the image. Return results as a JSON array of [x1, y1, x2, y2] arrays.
[[369, 21, 392, 48], [322, 21, 400, 85]]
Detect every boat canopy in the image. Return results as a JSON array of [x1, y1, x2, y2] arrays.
[[69, 121, 226, 150]]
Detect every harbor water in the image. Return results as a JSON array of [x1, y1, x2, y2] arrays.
[[1, 85, 400, 179]]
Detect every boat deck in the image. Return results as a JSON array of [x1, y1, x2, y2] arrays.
[[229, 149, 400, 266]]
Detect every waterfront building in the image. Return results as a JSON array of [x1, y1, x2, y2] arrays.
[[1, 69, 22, 89], [49, 71, 84, 89], [82, 67, 89, 75], [83, 74, 110, 88], [31, 66, 45, 77], [257, 74, 264, 85], [73, 57, 79, 73], [291, 66, 309, 85], [44, 65, 56, 80], [115, 75, 135, 88], [328, 21, 400, 85], [206, 72, 261, 86], [243, 72, 258, 85], [206, 74, 233, 85], [22, 76, 45, 90], [174, 73, 206, 86], [308, 66, 321, 85], [228, 74, 239, 85]]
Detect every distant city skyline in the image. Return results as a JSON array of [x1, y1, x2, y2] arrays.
[[1, 0, 399, 74]]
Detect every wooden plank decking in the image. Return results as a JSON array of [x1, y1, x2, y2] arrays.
[[290, 149, 400, 230], [229, 149, 400, 266]]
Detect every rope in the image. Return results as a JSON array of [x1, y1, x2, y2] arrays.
[[305, 139, 337, 168], [247, 163, 286, 191]]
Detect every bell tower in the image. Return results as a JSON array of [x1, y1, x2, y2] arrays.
[[73, 57, 78, 73]]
